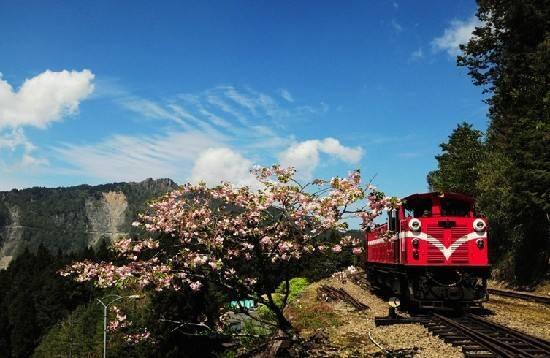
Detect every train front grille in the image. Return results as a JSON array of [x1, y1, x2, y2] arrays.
[[426, 225, 470, 264], [427, 225, 445, 263], [450, 226, 469, 264]]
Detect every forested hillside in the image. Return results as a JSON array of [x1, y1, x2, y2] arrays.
[[0, 178, 177, 269]]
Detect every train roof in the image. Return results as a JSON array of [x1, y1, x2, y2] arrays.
[[402, 192, 475, 204]]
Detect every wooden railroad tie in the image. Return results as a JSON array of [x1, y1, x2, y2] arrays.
[[317, 285, 369, 311]]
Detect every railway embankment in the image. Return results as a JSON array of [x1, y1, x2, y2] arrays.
[[286, 273, 550, 356], [286, 276, 463, 357]]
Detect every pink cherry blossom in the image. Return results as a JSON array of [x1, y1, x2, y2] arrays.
[[61, 164, 399, 336]]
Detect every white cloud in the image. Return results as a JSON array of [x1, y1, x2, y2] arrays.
[[190, 147, 258, 188], [432, 16, 481, 56], [55, 131, 224, 183], [0, 69, 95, 129], [279, 138, 363, 179], [320, 138, 363, 162]]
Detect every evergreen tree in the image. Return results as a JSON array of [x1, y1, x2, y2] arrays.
[[458, 0, 549, 283], [427, 122, 485, 196], [0, 248, 95, 357]]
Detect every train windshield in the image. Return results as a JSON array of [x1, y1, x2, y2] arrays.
[[440, 198, 471, 217], [404, 198, 432, 218]]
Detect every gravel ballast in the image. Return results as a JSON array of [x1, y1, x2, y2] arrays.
[[290, 277, 463, 357]]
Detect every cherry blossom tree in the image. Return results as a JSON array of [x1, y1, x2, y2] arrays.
[[62, 165, 399, 334]]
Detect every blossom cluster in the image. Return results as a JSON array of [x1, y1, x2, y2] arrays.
[[124, 328, 151, 344], [108, 305, 130, 332], [331, 265, 360, 283]]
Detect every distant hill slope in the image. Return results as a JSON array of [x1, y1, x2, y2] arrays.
[[0, 178, 178, 269]]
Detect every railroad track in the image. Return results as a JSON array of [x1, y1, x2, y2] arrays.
[[488, 288, 550, 305], [422, 313, 550, 357], [317, 285, 369, 311]]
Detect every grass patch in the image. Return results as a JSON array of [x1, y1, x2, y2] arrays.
[[257, 277, 311, 322], [286, 283, 342, 332]]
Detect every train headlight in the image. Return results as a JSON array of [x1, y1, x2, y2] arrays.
[[476, 239, 484, 248], [412, 238, 419, 248], [473, 219, 486, 232], [408, 218, 421, 232]]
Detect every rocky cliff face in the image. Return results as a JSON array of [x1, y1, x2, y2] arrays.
[[0, 178, 178, 269]]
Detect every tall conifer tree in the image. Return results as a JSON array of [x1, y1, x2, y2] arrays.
[[458, 0, 549, 283]]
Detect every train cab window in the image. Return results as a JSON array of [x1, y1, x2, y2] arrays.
[[404, 198, 432, 218], [388, 209, 400, 232], [440, 198, 471, 217]]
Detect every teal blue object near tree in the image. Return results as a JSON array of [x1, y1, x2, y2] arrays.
[[230, 300, 255, 309]]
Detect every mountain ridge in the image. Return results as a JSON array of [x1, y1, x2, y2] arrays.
[[0, 178, 178, 269]]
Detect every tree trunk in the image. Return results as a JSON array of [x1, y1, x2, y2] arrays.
[[271, 305, 293, 335]]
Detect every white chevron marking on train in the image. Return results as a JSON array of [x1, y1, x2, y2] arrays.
[[367, 231, 486, 260]]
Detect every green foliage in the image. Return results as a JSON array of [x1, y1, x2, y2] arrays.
[[0, 247, 96, 358], [475, 150, 513, 264], [427, 122, 485, 196], [33, 293, 156, 358], [33, 303, 103, 358], [28, 261, 228, 357], [236, 318, 273, 351], [434, 0, 550, 284], [275, 277, 310, 305], [256, 277, 310, 324], [0, 178, 177, 258]]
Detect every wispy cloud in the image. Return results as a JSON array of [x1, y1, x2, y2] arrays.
[[432, 16, 481, 56], [50, 85, 352, 186], [391, 19, 403, 32], [410, 48, 423, 60], [55, 131, 225, 183], [119, 85, 328, 144], [0, 128, 48, 170], [122, 98, 190, 128], [279, 88, 294, 103]]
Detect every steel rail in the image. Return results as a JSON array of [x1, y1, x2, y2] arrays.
[[424, 313, 550, 358], [466, 314, 550, 353], [487, 288, 550, 305]]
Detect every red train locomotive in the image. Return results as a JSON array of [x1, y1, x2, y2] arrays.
[[365, 192, 489, 309]]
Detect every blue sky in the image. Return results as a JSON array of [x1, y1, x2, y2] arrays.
[[0, 0, 487, 197]]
